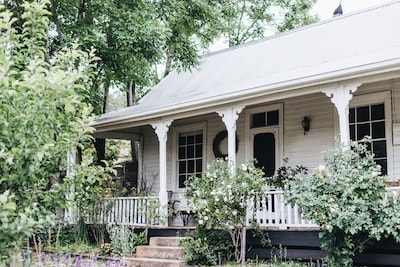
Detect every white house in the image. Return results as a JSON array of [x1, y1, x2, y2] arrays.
[[90, 0, 400, 228]]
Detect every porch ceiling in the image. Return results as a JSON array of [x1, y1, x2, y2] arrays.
[[91, 1, 400, 134]]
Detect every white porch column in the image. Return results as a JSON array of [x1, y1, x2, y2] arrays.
[[323, 83, 361, 144], [217, 106, 244, 166], [151, 120, 173, 225]]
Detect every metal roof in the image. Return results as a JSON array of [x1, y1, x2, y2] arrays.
[[93, 0, 400, 130]]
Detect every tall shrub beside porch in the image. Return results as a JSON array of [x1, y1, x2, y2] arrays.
[[184, 159, 267, 263], [284, 139, 400, 266]]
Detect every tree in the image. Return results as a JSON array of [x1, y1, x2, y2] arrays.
[[3, 0, 319, 163], [218, 0, 318, 47], [0, 0, 101, 262]]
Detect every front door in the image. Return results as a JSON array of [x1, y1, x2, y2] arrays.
[[253, 132, 276, 177]]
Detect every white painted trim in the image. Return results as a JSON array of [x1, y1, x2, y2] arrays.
[[171, 122, 207, 192], [350, 91, 393, 178], [244, 103, 284, 171], [217, 106, 244, 166]]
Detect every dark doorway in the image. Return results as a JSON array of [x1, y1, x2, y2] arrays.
[[253, 132, 275, 177]]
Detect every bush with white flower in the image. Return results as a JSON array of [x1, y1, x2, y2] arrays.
[[284, 138, 400, 266], [185, 159, 267, 263]]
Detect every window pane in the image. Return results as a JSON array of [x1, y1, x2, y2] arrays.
[[267, 110, 279, 126], [178, 161, 186, 174], [251, 113, 266, 128], [350, 125, 355, 141], [187, 135, 194, 144], [375, 159, 387, 175], [371, 104, 384, 120], [357, 123, 370, 140], [187, 145, 194, 158], [196, 159, 202, 172], [372, 122, 385, 139], [373, 140, 386, 158], [179, 175, 187, 188], [178, 135, 186, 145], [195, 133, 203, 143], [356, 106, 370, 122], [195, 144, 202, 157], [178, 147, 186, 159], [188, 160, 195, 173], [349, 108, 355, 123]]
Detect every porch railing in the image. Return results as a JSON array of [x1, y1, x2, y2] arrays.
[[246, 190, 318, 229], [84, 196, 160, 226], [85, 187, 400, 228]]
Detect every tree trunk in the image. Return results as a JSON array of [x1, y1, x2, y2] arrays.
[[94, 138, 106, 166], [163, 46, 174, 78], [127, 81, 138, 162], [126, 80, 136, 106]]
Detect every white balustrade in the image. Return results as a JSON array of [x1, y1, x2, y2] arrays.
[[246, 190, 318, 229], [82, 187, 400, 229], [84, 196, 160, 227]]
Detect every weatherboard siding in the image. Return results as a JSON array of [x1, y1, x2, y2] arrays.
[[283, 93, 335, 169]]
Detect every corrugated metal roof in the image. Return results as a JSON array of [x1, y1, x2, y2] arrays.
[[94, 0, 400, 127]]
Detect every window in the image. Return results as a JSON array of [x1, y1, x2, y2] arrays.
[[349, 91, 392, 176], [177, 130, 203, 188], [251, 110, 279, 128]]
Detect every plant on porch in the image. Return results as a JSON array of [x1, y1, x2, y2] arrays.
[[184, 159, 268, 263], [284, 138, 400, 266]]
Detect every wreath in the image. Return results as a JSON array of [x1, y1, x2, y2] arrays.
[[212, 130, 239, 159]]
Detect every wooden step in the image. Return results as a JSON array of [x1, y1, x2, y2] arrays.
[[130, 236, 188, 267], [136, 245, 183, 260], [149, 236, 187, 247], [126, 257, 188, 267]]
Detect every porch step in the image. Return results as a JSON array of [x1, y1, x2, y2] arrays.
[[149, 236, 185, 247], [126, 258, 188, 267], [129, 236, 189, 267], [136, 245, 183, 259]]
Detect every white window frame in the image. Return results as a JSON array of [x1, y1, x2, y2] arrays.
[[171, 122, 207, 191], [244, 103, 284, 171], [350, 91, 393, 178]]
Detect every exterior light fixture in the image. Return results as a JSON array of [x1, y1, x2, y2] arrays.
[[302, 116, 310, 135]]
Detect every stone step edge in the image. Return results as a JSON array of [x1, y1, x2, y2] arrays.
[[149, 236, 188, 247], [126, 257, 189, 267]]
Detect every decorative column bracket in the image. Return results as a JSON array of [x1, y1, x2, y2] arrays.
[[217, 106, 244, 166], [151, 119, 173, 226], [322, 83, 361, 144]]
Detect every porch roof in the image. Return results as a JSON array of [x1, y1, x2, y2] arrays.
[[92, 1, 400, 132]]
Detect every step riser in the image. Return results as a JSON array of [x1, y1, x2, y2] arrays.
[[149, 237, 187, 247], [126, 258, 188, 267], [136, 246, 183, 260]]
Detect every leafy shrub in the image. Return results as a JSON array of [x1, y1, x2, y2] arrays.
[[269, 158, 308, 188], [181, 227, 233, 266], [106, 224, 146, 257], [185, 159, 267, 263], [285, 139, 400, 266]]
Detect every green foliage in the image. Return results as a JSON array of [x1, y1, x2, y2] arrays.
[[181, 227, 233, 266], [285, 139, 400, 266], [185, 159, 267, 262], [269, 158, 308, 188], [0, 0, 100, 262], [106, 224, 146, 257], [218, 0, 318, 46], [0, 190, 39, 264]]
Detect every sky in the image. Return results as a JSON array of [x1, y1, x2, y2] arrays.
[[210, 0, 393, 51], [313, 0, 393, 19]]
